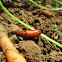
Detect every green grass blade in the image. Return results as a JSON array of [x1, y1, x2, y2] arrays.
[[28, 0, 62, 11], [40, 33, 62, 48]]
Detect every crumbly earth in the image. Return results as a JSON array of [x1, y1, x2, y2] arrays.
[[0, 0, 62, 62]]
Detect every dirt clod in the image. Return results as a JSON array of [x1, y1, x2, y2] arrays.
[[17, 40, 42, 62]]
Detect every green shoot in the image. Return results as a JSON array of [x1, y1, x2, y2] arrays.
[[38, 1, 42, 4], [53, 24, 58, 31], [0, 1, 62, 48], [18, 36, 23, 40], [53, 24, 62, 35], [52, 0, 62, 5], [51, 0, 62, 7], [28, 0, 62, 11]]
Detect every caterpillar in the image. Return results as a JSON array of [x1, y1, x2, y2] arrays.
[[16, 30, 41, 38]]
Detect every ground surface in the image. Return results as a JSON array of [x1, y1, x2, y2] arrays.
[[0, 0, 62, 62]]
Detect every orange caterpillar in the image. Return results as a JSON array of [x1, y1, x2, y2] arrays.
[[16, 30, 41, 38]]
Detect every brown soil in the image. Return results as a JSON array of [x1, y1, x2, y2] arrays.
[[0, 0, 62, 62]]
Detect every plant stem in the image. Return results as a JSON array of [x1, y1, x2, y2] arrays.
[[28, 0, 62, 11], [41, 33, 62, 48], [0, 1, 62, 48], [53, 0, 62, 5], [0, 1, 34, 30]]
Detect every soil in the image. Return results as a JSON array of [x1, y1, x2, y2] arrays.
[[0, 0, 62, 62]]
